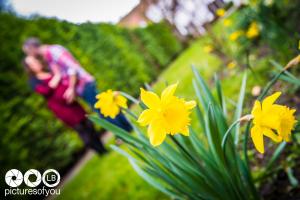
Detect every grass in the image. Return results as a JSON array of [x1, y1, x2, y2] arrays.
[[58, 12, 275, 199], [153, 37, 222, 98], [57, 150, 169, 200]]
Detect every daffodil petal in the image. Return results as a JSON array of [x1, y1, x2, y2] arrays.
[[181, 127, 189, 136], [138, 109, 156, 126], [94, 101, 101, 108], [291, 109, 296, 115], [262, 128, 282, 143], [251, 125, 264, 154], [148, 120, 166, 146], [161, 83, 178, 102], [277, 107, 297, 142], [140, 88, 160, 109], [108, 105, 119, 118], [251, 100, 261, 116], [115, 95, 128, 109], [185, 100, 196, 109], [262, 92, 281, 110]]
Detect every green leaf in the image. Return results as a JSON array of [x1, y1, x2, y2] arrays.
[[192, 65, 217, 108], [129, 158, 183, 199], [234, 73, 247, 145], [89, 115, 146, 148], [111, 145, 182, 199], [286, 167, 299, 188], [215, 74, 227, 115], [193, 79, 207, 111], [270, 59, 298, 80], [265, 142, 286, 170]]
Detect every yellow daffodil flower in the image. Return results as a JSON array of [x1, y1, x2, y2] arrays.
[[138, 83, 196, 146], [251, 92, 297, 153], [216, 8, 226, 17], [223, 19, 232, 27], [95, 90, 128, 118], [229, 30, 244, 41], [246, 22, 260, 39], [204, 45, 214, 53], [227, 61, 237, 69]]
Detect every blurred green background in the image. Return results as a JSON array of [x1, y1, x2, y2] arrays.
[[1, 0, 300, 199]]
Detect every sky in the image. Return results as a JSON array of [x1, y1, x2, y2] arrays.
[[10, 0, 140, 23]]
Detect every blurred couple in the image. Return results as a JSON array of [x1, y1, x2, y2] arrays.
[[22, 38, 132, 155]]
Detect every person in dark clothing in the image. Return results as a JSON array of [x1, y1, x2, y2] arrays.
[[73, 120, 106, 154], [24, 56, 107, 155]]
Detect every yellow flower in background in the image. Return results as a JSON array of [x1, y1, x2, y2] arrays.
[[223, 19, 232, 27], [298, 40, 300, 50], [251, 92, 297, 154], [249, 0, 259, 5], [265, 0, 274, 6], [246, 22, 260, 39], [227, 61, 237, 69], [95, 90, 128, 118], [138, 83, 196, 146], [216, 8, 226, 17], [204, 45, 214, 53], [229, 30, 243, 41]]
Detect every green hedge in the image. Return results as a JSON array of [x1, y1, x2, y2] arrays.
[[0, 12, 182, 180]]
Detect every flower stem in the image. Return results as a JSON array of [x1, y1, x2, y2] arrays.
[[259, 55, 299, 100], [243, 122, 251, 169], [258, 71, 284, 101], [120, 91, 140, 104], [221, 114, 253, 152], [123, 108, 138, 120]]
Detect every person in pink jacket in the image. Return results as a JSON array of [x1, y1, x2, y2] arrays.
[[24, 56, 107, 155], [23, 38, 132, 132]]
